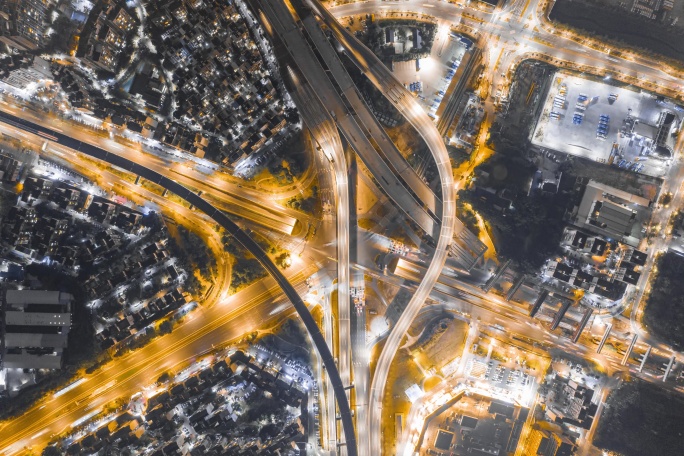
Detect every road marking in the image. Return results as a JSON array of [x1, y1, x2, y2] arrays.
[[520, 0, 533, 17], [91, 380, 116, 398], [30, 429, 48, 440]]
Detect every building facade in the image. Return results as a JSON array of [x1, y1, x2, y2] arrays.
[[0, 0, 52, 51]]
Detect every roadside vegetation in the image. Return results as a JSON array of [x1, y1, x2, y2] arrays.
[[223, 234, 267, 293], [167, 225, 215, 294], [246, 131, 311, 187], [455, 199, 480, 238], [286, 185, 320, 215], [594, 380, 684, 456], [267, 132, 309, 185], [258, 319, 312, 366], [458, 130, 570, 272], [550, 0, 684, 63], [359, 18, 436, 63], [448, 145, 470, 169], [457, 59, 578, 273], [642, 252, 684, 349]]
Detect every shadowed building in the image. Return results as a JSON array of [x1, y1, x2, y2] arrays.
[[0, 0, 52, 51]]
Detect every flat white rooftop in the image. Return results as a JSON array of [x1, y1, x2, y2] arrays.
[[5, 290, 73, 306], [5, 311, 71, 326]]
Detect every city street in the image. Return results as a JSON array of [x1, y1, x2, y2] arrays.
[[2, 0, 684, 454]]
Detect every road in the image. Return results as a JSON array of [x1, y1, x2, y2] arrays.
[[251, 1, 355, 450], [2, 0, 684, 453], [0, 103, 302, 235], [316, 0, 684, 452], [299, 13, 442, 218], [251, 0, 443, 240], [250, 1, 456, 452], [305, 4, 461, 455], [0, 266, 308, 454], [0, 111, 356, 456], [325, 0, 684, 99], [290, 70, 354, 455]]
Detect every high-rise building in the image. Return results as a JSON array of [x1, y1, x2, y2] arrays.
[[0, 0, 53, 51]]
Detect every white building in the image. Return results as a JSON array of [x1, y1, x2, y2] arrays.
[[2, 289, 73, 369], [3, 56, 52, 89]]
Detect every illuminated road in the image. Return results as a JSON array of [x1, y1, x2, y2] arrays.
[[299, 13, 441, 218], [0, 111, 356, 456], [0, 101, 300, 235], [2, 0, 684, 453], [306, 4, 461, 455], [252, 0, 442, 239], [0, 274, 306, 455], [253, 1, 356, 450], [317, 0, 684, 452], [326, 0, 684, 98], [287, 69, 352, 453], [251, 1, 458, 452]]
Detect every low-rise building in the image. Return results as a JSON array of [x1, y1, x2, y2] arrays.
[[528, 427, 575, 456], [77, 1, 137, 73], [1, 289, 73, 369], [545, 374, 598, 431], [2, 56, 52, 89], [574, 180, 652, 246]]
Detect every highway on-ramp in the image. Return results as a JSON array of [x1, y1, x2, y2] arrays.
[[0, 109, 357, 456], [305, 3, 460, 454]]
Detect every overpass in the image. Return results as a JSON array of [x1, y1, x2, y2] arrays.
[[252, 0, 442, 239], [0, 111, 298, 235], [0, 109, 359, 456], [303, 3, 464, 455], [283, 60, 354, 452]]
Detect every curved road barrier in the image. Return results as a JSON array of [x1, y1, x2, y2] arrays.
[[0, 109, 357, 456]]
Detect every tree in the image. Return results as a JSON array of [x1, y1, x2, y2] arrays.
[[45, 16, 77, 54], [176, 226, 216, 279], [42, 447, 62, 456], [259, 423, 280, 440], [275, 252, 291, 269], [660, 192, 673, 207], [159, 320, 173, 335]]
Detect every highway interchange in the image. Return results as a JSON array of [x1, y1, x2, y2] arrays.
[[2, 0, 684, 454]]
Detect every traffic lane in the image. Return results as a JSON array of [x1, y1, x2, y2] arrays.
[[1, 294, 297, 453], [0, 267, 306, 448], [0, 106, 301, 234], [300, 14, 441, 216], [260, 0, 439, 237], [309, 8, 457, 456], [328, 0, 682, 90], [288, 66, 354, 409], [0, 109, 358, 456]]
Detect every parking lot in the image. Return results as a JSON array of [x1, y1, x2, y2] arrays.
[[532, 72, 679, 178], [392, 35, 469, 116]]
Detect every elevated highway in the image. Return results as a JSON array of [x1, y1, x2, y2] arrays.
[[299, 13, 442, 218], [0, 109, 358, 456], [304, 3, 463, 455], [253, 0, 441, 240], [0, 107, 298, 235]]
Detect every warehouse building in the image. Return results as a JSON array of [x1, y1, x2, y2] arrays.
[[1, 289, 73, 369]]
